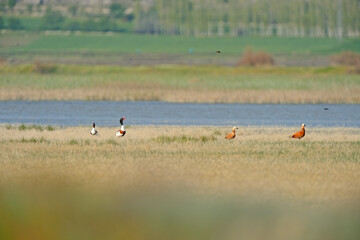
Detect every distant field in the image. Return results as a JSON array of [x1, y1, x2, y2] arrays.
[[1, 31, 360, 65], [0, 125, 359, 239], [0, 64, 359, 103], [4, 32, 360, 54]]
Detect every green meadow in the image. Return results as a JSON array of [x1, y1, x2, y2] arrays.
[[2, 32, 359, 54], [1, 31, 360, 67]]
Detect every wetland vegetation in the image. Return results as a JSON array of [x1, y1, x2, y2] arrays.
[[1, 125, 359, 239]]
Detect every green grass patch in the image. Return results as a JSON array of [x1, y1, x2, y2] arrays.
[[68, 139, 79, 145], [2, 32, 359, 56], [155, 135, 217, 144], [16, 124, 55, 131], [0, 65, 358, 91], [46, 125, 55, 131], [19, 124, 43, 131], [106, 139, 118, 145], [17, 137, 49, 143]]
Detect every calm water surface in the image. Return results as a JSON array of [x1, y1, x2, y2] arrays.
[[0, 101, 359, 127]]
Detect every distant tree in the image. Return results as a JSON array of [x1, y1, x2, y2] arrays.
[[0, 1, 6, 13], [64, 20, 81, 31], [8, 17, 24, 30], [81, 19, 96, 31], [124, 8, 134, 22], [133, 0, 141, 31], [135, 7, 160, 34], [109, 2, 125, 19], [8, 0, 17, 11], [68, 4, 78, 16], [98, 16, 116, 32], [27, 4, 33, 14], [0, 16, 4, 29], [41, 8, 65, 30]]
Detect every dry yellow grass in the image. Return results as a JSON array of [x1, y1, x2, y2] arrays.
[[1, 88, 359, 103], [1, 125, 359, 205], [1, 125, 360, 240]]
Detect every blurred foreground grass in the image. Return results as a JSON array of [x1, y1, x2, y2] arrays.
[[0, 125, 359, 240], [0, 64, 359, 103]]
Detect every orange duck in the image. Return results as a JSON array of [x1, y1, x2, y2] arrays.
[[225, 127, 238, 139], [291, 123, 306, 139]]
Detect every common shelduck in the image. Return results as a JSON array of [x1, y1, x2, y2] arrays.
[[90, 123, 98, 135], [291, 123, 306, 139], [116, 117, 126, 137], [225, 127, 238, 139]]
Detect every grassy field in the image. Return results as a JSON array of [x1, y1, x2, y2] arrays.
[[0, 125, 359, 239], [2, 32, 360, 55], [0, 64, 359, 103], [1, 31, 360, 65]]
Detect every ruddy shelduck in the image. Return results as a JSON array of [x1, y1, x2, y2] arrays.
[[116, 117, 126, 137], [291, 123, 306, 139], [225, 127, 238, 139]]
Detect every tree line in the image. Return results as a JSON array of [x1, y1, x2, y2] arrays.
[[134, 0, 359, 38], [0, 0, 359, 38]]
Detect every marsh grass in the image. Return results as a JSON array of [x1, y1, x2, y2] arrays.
[[154, 135, 217, 143], [1, 125, 359, 197], [0, 125, 359, 239], [33, 61, 58, 74], [16, 124, 55, 131], [0, 65, 359, 103]]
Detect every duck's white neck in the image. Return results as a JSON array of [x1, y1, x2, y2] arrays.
[[120, 125, 124, 131]]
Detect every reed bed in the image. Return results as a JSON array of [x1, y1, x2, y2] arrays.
[[1, 87, 359, 103], [1, 125, 360, 239], [0, 65, 359, 103]]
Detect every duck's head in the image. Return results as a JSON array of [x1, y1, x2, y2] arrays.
[[92, 123, 96, 128], [120, 117, 126, 124], [301, 123, 306, 128], [233, 127, 238, 131]]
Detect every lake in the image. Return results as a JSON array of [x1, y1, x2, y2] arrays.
[[0, 101, 359, 127]]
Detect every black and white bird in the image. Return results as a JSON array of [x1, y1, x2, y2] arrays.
[[90, 123, 98, 135], [116, 117, 126, 137]]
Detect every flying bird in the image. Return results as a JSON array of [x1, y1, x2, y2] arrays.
[[116, 117, 126, 137], [290, 123, 306, 139], [225, 127, 238, 139], [90, 123, 98, 135]]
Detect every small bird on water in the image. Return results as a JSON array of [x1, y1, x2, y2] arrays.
[[225, 127, 238, 139], [216, 50, 222, 54]]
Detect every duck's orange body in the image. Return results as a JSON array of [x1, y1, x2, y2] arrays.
[[291, 124, 306, 139], [225, 127, 238, 139]]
